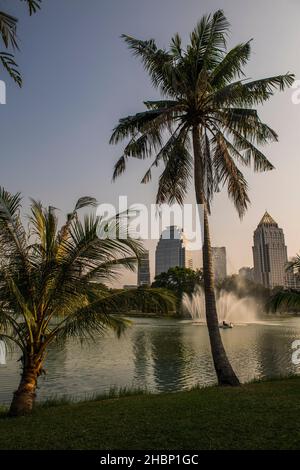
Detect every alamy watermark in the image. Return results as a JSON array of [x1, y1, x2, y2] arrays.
[[292, 80, 300, 104], [96, 197, 204, 250], [0, 80, 6, 104], [0, 341, 6, 365], [291, 340, 300, 366]]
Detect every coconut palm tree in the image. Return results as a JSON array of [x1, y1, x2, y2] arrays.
[[110, 10, 294, 386], [269, 255, 300, 311], [0, 187, 174, 416], [0, 0, 42, 86]]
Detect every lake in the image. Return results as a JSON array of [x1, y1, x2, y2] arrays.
[[1, 316, 300, 405]]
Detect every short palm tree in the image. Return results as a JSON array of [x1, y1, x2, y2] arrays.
[[0, 0, 42, 86], [110, 10, 294, 386], [269, 255, 300, 311], [0, 188, 174, 416]]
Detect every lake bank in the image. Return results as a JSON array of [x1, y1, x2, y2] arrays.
[[0, 377, 300, 449]]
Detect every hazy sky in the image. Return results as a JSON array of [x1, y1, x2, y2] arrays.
[[0, 0, 299, 285]]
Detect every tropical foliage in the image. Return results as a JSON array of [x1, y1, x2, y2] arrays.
[[152, 266, 203, 312], [0, 0, 42, 86], [0, 187, 174, 416], [269, 255, 300, 311], [110, 9, 294, 385]]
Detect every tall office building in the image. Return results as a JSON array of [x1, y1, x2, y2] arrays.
[[155, 226, 185, 276], [185, 246, 227, 281], [137, 251, 150, 286], [252, 212, 288, 288], [185, 250, 202, 271], [185, 248, 226, 281], [212, 247, 227, 281]]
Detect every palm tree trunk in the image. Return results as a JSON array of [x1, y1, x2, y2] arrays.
[[9, 358, 40, 416], [192, 126, 240, 386]]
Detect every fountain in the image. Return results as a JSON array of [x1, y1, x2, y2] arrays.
[[182, 287, 258, 324]]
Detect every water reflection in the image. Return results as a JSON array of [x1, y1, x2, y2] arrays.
[[0, 317, 300, 404], [132, 330, 152, 388], [150, 326, 186, 392]]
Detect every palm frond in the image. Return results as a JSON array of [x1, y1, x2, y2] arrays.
[[210, 41, 251, 87], [212, 133, 250, 217], [190, 10, 229, 69], [170, 33, 183, 59], [21, 0, 42, 15], [0, 12, 18, 49], [219, 108, 278, 145], [140, 124, 184, 183], [112, 156, 127, 180], [268, 290, 300, 312], [243, 73, 295, 94], [0, 52, 22, 87], [212, 73, 294, 108], [230, 128, 275, 172], [110, 104, 180, 147], [156, 137, 193, 205], [121, 34, 178, 96], [74, 196, 97, 211]]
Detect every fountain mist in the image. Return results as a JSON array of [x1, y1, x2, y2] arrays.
[[182, 288, 258, 324]]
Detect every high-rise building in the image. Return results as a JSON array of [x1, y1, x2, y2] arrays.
[[137, 251, 150, 286], [212, 247, 227, 281], [155, 226, 185, 276], [185, 248, 226, 282], [185, 250, 202, 271], [252, 212, 288, 289]]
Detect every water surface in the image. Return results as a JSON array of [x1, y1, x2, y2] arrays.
[[1, 316, 300, 404]]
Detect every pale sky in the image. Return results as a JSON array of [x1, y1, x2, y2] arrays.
[[0, 0, 299, 285]]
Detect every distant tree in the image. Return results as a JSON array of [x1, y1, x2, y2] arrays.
[[0, 0, 42, 86], [152, 267, 203, 311], [217, 275, 270, 302]]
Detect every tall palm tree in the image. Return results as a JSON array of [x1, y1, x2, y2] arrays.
[[0, 0, 42, 86], [269, 255, 300, 311], [110, 10, 294, 386], [0, 187, 174, 417]]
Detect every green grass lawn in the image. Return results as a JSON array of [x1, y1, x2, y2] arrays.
[[0, 377, 300, 450]]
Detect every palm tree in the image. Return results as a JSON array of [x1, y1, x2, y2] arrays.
[[0, 187, 174, 416], [110, 10, 294, 386], [269, 255, 300, 311], [0, 0, 42, 86]]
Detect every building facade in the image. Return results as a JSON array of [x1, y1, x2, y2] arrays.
[[137, 251, 151, 286], [155, 226, 186, 276], [185, 250, 202, 271], [185, 247, 226, 282], [212, 247, 227, 281], [252, 212, 288, 289]]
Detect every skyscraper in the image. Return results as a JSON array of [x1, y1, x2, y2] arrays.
[[252, 212, 288, 288], [155, 226, 185, 276], [137, 251, 150, 286], [185, 248, 226, 282], [212, 247, 227, 281], [185, 250, 202, 271]]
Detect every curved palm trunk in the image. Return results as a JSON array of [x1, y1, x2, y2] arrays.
[[192, 126, 240, 386], [9, 357, 41, 416]]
